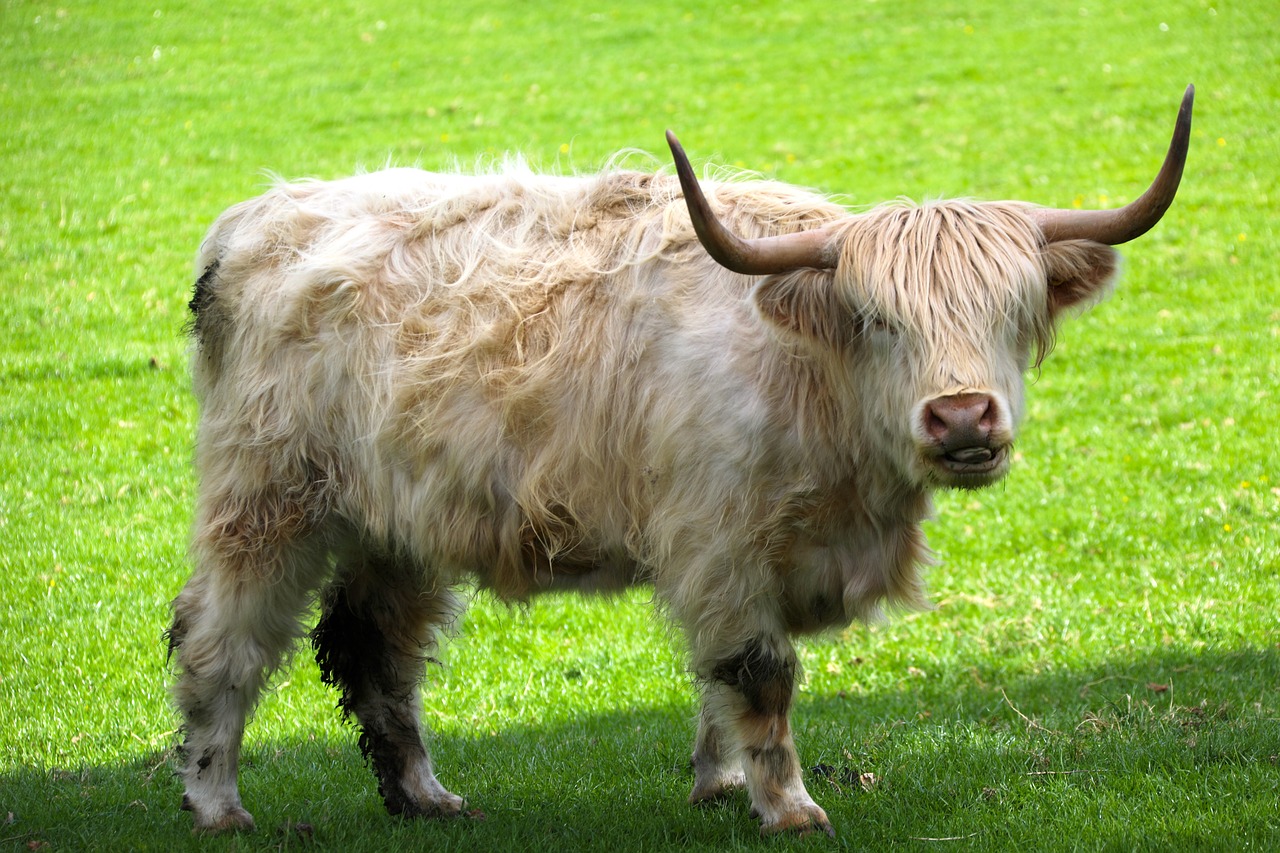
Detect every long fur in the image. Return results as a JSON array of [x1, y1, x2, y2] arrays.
[[172, 158, 1118, 834], [188, 167, 1076, 605]]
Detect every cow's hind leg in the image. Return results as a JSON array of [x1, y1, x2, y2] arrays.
[[311, 549, 467, 819], [168, 493, 331, 832]]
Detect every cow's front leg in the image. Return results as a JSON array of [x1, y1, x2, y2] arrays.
[[695, 634, 832, 837], [689, 698, 746, 803]]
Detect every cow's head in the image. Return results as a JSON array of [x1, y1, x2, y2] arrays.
[[668, 86, 1192, 491]]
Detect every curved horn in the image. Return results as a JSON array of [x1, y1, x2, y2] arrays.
[[1034, 84, 1194, 245], [666, 130, 839, 274]]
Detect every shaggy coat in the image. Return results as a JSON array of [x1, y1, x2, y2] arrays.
[[169, 161, 1123, 835]]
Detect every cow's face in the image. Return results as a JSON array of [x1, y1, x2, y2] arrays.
[[668, 87, 1188, 491], [752, 202, 1120, 491]]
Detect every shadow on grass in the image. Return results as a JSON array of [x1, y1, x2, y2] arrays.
[[4, 645, 1277, 851]]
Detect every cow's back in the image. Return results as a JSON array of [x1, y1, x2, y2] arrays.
[[188, 165, 853, 599]]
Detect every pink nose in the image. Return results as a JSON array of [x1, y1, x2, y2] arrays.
[[922, 393, 998, 450]]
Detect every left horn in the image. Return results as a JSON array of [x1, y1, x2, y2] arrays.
[[666, 130, 839, 274], [1033, 84, 1194, 245]]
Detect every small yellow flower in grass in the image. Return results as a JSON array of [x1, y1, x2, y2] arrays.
[[560, 143, 570, 155], [1238, 233, 1247, 242], [440, 133, 450, 143], [1217, 137, 1226, 147], [1223, 523, 1232, 532]]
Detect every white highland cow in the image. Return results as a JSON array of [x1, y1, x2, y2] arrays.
[[169, 87, 1193, 836]]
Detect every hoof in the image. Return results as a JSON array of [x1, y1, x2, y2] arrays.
[[688, 770, 746, 804], [190, 805, 256, 834], [390, 790, 468, 820], [689, 781, 736, 805], [760, 805, 834, 838]]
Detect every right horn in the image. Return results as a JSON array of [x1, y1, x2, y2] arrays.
[[1033, 84, 1194, 245], [666, 130, 840, 275]]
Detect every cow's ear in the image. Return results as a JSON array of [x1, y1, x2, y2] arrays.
[[1042, 239, 1121, 315], [753, 269, 850, 347]]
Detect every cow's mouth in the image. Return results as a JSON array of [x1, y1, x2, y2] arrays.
[[932, 445, 1008, 484]]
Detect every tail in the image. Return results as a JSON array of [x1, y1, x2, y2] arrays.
[[186, 202, 246, 365], [187, 259, 221, 348]]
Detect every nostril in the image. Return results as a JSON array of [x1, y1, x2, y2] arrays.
[[977, 397, 995, 430], [924, 405, 949, 441]]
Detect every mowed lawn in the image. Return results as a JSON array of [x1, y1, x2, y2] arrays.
[[1, 1, 1277, 850]]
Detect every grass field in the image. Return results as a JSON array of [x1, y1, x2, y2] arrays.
[[2, 0, 1277, 849]]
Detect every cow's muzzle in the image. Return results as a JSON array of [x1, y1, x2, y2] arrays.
[[917, 392, 1011, 486]]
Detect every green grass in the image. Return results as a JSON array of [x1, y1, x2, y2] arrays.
[[2, 0, 1278, 849]]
